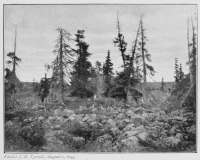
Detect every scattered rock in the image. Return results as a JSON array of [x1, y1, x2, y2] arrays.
[[123, 126, 145, 138], [5, 120, 13, 127], [54, 108, 62, 116], [63, 109, 74, 118], [107, 119, 116, 128], [53, 124, 61, 130], [123, 123, 135, 131], [38, 116, 45, 121], [97, 134, 113, 143], [136, 132, 148, 142], [121, 136, 139, 148], [79, 106, 87, 111]]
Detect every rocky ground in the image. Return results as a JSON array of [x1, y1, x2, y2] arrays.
[[5, 79, 196, 152], [5, 96, 195, 152]]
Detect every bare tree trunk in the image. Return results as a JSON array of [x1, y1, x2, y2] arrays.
[[187, 19, 192, 83], [59, 29, 64, 103], [141, 18, 147, 83], [116, 14, 126, 68], [13, 27, 17, 74], [191, 19, 196, 86], [126, 22, 140, 102]]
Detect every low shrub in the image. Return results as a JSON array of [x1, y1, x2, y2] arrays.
[[19, 119, 46, 150]]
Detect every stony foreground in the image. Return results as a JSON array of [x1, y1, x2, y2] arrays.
[[5, 99, 196, 152]]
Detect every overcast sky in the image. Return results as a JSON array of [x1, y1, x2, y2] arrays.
[[4, 4, 197, 82]]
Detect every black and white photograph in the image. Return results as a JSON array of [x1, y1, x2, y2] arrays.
[[3, 2, 197, 154]]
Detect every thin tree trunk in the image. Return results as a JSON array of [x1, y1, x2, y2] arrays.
[[191, 19, 196, 86], [13, 27, 17, 74], [141, 18, 147, 83], [116, 14, 126, 69], [126, 22, 140, 102], [187, 19, 192, 83], [59, 29, 64, 103]]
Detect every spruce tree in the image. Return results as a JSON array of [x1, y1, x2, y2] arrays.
[[6, 27, 21, 78], [139, 17, 155, 83], [113, 14, 127, 69], [103, 50, 113, 96], [7, 52, 21, 74], [5, 27, 21, 109], [71, 30, 93, 98], [52, 27, 75, 103], [191, 20, 197, 85], [187, 18, 197, 85]]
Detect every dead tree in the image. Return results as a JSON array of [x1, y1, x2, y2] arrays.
[[113, 13, 127, 69]]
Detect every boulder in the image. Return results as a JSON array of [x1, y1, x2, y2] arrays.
[[110, 127, 120, 136], [79, 105, 87, 111], [48, 116, 55, 121], [72, 136, 85, 148], [116, 120, 127, 130], [134, 107, 145, 114], [38, 116, 45, 121], [53, 124, 61, 130], [97, 134, 113, 143], [131, 115, 145, 126], [89, 114, 97, 121], [165, 136, 181, 147], [136, 132, 148, 142], [68, 114, 77, 121], [107, 118, 116, 128], [169, 126, 177, 135], [123, 123, 135, 132], [63, 109, 74, 118], [121, 136, 139, 147], [117, 113, 125, 119], [123, 126, 145, 138], [126, 110, 134, 118], [54, 108, 63, 116], [32, 104, 45, 110], [82, 115, 89, 122], [175, 133, 183, 140], [5, 120, 13, 127]]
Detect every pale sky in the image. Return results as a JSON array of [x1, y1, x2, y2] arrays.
[[4, 4, 197, 82]]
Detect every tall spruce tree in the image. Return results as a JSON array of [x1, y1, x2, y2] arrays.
[[111, 14, 130, 99], [71, 30, 93, 98], [191, 19, 197, 85], [103, 50, 113, 96], [5, 28, 21, 109], [7, 28, 21, 76], [139, 17, 155, 83], [52, 27, 74, 103], [113, 14, 128, 69], [187, 18, 197, 85]]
